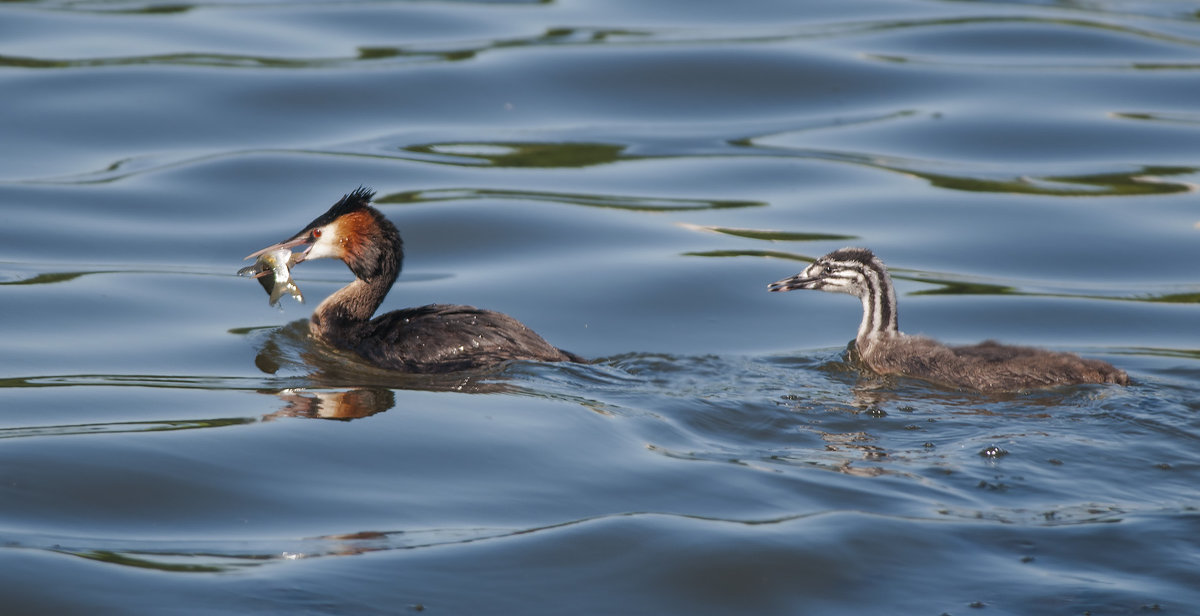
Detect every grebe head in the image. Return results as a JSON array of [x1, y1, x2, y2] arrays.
[[767, 247, 885, 298], [246, 187, 401, 281]]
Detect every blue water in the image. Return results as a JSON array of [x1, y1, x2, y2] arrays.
[[2, 1, 1200, 614]]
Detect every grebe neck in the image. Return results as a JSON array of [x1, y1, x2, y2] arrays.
[[312, 269, 398, 345], [854, 260, 900, 353]]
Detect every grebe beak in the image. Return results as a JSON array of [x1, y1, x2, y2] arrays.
[[244, 234, 313, 263], [767, 273, 819, 292]]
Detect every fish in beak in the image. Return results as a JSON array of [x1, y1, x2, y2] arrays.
[[239, 242, 306, 307]]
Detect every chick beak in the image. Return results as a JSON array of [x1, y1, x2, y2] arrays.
[[767, 273, 819, 293]]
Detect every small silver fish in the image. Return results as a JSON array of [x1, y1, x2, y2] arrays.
[[238, 247, 303, 307]]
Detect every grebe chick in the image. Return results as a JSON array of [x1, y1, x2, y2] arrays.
[[768, 247, 1128, 392], [246, 187, 583, 373]]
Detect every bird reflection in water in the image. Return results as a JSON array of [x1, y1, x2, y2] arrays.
[[264, 388, 396, 421], [249, 319, 518, 420]]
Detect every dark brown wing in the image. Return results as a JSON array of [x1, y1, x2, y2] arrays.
[[354, 304, 583, 373]]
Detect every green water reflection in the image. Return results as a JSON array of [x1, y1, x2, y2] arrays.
[[400, 137, 1196, 197], [29, 131, 1196, 199], [65, 550, 227, 573], [0, 271, 94, 286], [404, 141, 624, 168], [680, 225, 857, 242], [377, 187, 763, 212], [0, 23, 627, 71], [909, 165, 1196, 197], [0, 417, 254, 440]]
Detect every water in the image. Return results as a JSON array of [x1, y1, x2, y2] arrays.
[[2, 0, 1199, 614]]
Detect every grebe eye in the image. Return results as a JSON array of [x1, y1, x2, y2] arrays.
[[312, 228, 323, 239]]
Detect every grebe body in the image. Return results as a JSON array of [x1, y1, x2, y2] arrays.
[[247, 188, 582, 373], [768, 247, 1127, 392]]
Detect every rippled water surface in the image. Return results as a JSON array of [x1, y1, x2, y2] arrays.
[[3, 0, 1200, 614]]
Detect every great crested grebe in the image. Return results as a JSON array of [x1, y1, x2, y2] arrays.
[[768, 247, 1128, 392], [247, 187, 584, 373]]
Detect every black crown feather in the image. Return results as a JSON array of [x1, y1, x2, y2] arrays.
[[825, 247, 877, 264], [299, 186, 377, 233]]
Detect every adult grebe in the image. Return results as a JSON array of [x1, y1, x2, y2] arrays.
[[768, 247, 1128, 392], [246, 187, 584, 373]]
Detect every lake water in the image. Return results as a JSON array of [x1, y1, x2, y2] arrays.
[[2, 0, 1199, 614]]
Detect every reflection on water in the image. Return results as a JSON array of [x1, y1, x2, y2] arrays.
[[0, 416, 254, 440], [377, 187, 763, 212], [678, 224, 857, 242], [685, 249, 811, 262], [1116, 110, 1200, 126], [402, 134, 1197, 197], [67, 550, 228, 573], [0, 267, 214, 286], [0, 270, 97, 286], [745, 134, 1200, 197], [248, 320, 515, 392], [264, 388, 396, 421], [242, 320, 523, 425], [0, 24, 644, 71], [0, 374, 268, 391], [21, 524, 535, 574], [404, 141, 625, 168], [907, 164, 1196, 197]]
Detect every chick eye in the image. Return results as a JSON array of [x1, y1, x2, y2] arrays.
[[311, 228, 323, 239]]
